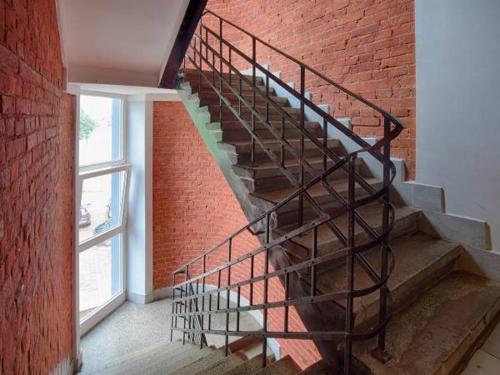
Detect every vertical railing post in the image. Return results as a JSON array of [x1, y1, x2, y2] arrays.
[[378, 116, 391, 356], [284, 272, 289, 333], [323, 117, 328, 172], [298, 65, 306, 226], [170, 273, 175, 342], [219, 18, 223, 124], [310, 227, 318, 296], [225, 238, 232, 356], [344, 153, 357, 375], [262, 213, 270, 368], [251, 37, 257, 165], [201, 256, 206, 348], [281, 117, 285, 168]]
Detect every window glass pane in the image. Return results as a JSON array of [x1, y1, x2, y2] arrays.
[[79, 171, 125, 243], [79, 234, 122, 322], [79, 95, 122, 167]]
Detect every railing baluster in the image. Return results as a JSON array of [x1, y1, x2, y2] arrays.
[[217, 269, 222, 310], [323, 117, 328, 172], [219, 18, 223, 124], [236, 285, 241, 332], [250, 255, 254, 306], [170, 273, 175, 342], [378, 116, 391, 355], [311, 226, 318, 296], [344, 154, 356, 375], [265, 74, 269, 122], [201, 256, 206, 348], [251, 37, 257, 165], [262, 213, 270, 368], [298, 65, 306, 227], [225, 238, 232, 356], [281, 117, 285, 168], [284, 272, 289, 332]]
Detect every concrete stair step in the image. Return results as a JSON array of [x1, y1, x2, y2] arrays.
[[199, 91, 289, 107], [170, 349, 238, 375], [191, 352, 248, 375], [224, 355, 272, 375], [219, 119, 321, 131], [356, 271, 500, 375], [93, 342, 215, 375], [198, 83, 276, 96], [208, 104, 302, 122], [258, 178, 382, 228], [252, 355, 301, 375], [223, 137, 341, 162], [221, 123, 323, 142], [278, 205, 421, 257], [242, 158, 370, 194], [184, 69, 264, 86], [316, 232, 463, 328]]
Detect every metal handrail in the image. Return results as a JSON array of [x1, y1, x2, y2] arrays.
[[172, 9, 405, 373], [202, 9, 405, 130]]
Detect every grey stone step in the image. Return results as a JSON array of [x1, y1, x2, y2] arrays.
[[224, 355, 271, 375], [193, 352, 248, 375], [317, 232, 463, 328], [208, 104, 302, 122], [252, 355, 301, 375], [198, 83, 276, 97], [184, 69, 264, 85], [279, 205, 421, 256], [169, 348, 230, 375], [93, 342, 215, 375], [223, 137, 341, 164], [250, 177, 381, 228], [221, 123, 323, 142], [356, 271, 500, 375], [199, 91, 289, 107]]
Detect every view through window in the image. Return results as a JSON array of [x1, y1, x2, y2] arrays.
[[77, 94, 130, 328]]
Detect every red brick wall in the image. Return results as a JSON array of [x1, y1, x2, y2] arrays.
[[204, 0, 416, 178], [0, 0, 76, 374], [152, 101, 319, 368]]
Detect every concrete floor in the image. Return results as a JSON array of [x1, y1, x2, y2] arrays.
[[79, 299, 175, 374]]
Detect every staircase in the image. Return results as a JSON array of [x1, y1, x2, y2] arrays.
[[91, 336, 301, 375], [169, 10, 500, 375]]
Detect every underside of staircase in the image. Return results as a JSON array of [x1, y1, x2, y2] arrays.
[[168, 10, 500, 375]]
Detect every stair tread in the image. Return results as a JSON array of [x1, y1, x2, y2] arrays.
[[93, 342, 215, 375], [280, 205, 420, 250], [251, 177, 381, 204], [170, 349, 232, 375], [223, 355, 269, 375], [317, 232, 462, 323], [226, 138, 340, 151], [192, 352, 247, 375], [235, 153, 341, 172], [357, 271, 500, 375], [252, 355, 301, 375]]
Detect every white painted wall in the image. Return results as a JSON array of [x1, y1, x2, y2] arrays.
[[416, 0, 500, 250], [126, 99, 152, 302]]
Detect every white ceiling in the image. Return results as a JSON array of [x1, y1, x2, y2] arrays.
[[58, 0, 189, 87]]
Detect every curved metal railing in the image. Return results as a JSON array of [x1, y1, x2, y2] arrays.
[[171, 10, 405, 373]]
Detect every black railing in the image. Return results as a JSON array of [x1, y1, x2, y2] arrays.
[[172, 10, 405, 374]]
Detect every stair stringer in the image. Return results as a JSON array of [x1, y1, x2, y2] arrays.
[[177, 80, 357, 372]]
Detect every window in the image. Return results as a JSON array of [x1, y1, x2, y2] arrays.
[[77, 92, 130, 333]]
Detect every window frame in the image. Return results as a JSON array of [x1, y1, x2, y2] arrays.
[[76, 92, 130, 333], [78, 90, 127, 171], [77, 163, 131, 252]]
